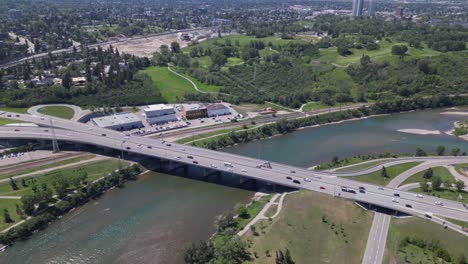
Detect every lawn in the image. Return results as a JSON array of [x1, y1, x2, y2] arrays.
[[348, 162, 421, 185], [400, 166, 455, 187], [455, 163, 468, 176], [319, 40, 441, 66], [0, 118, 26, 125], [384, 217, 468, 264], [37, 106, 75, 119], [0, 107, 29, 114], [176, 125, 253, 144], [140, 66, 196, 102], [0, 198, 23, 231], [244, 191, 373, 264], [335, 160, 390, 173], [175, 70, 222, 93], [0, 154, 96, 180], [0, 159, 128, 196]]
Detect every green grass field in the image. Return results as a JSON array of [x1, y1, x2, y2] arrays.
[[335, 160, 390, 173], [175, 70, 221, 93], [400, 166, 454, 186], [319, 40, 441, 66], [37, 106, 75, 119], [348, 162, 421, 185], [140, 66, 196, 102], [385, 217, 468, 264], [176, 125, 254, 144], [0, 159, 128, 196], [0, 118, 26, 125], [0, 198, 23, 231], [244, 191, 373, 264], [0, 107, 29, 114], [0, 154, 96, 180]]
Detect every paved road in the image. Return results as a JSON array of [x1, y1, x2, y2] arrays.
[[1, 112, 468, 224], [362, 161, 468, 264], [27, 104, 89, 122]]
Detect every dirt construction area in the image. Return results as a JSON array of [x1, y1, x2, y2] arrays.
[[111, 29, 216, 57]]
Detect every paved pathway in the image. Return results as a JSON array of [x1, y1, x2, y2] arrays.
[[237, 192, 286, 237]]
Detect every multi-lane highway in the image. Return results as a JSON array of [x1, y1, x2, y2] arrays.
[[1, 111, 468, 224]]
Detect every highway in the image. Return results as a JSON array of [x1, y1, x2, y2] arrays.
[[1, 112, 468, 224]]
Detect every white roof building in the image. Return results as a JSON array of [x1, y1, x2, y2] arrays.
[[91, 113, 143, 131], [144, 104, 175, 117]]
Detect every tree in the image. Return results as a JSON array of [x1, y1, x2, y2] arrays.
[[21, 178, 27, 187], [420, 181, 430, 192], [432, 175, 442, 191], [381, 166, 388, 179], [391, 45, 408, 60], [214, 237, 251, 264], [360, 55, 371, 66], [184, 241, 215, 264], [62, 71, 72, 89], [415, 148, 427, 157], [423, 168, 433, 179], [443, 179, 453, 190], [9, 177, 18, 190], [3, 208, 13, 223], [170, 42, 181, 53], [237, 205, 250, 219], [436, 145, 445, 156], [276, 249, 295, 264], [455, 180, 466, 192], [21, 194, 36, 215], [452, 147, 461, 156]]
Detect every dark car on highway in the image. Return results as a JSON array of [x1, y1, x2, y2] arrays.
[[293, 180, 301, 184]]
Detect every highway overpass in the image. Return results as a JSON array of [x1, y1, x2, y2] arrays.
[[1, 111, 468, 223]]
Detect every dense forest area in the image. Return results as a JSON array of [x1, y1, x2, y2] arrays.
[[159, 16, 468, 107]]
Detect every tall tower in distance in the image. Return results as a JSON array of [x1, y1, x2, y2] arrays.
[[352, 0, 364, 16], [368, 0, 375, 16]]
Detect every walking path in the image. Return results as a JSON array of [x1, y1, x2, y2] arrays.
[[0, 196, 21, 199], [167, 65, 229, 96], [237, 192, 288, 237]]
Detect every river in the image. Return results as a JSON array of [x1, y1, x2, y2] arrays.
[[1, 108, 467, 263]]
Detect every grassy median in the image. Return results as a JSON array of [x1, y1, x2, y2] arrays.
[[37, 106, 75, 119]]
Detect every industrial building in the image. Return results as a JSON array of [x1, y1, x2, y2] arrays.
[[206, 104, 231, 117], [91, 113, 143, 131], [143, 104, 178, 124]]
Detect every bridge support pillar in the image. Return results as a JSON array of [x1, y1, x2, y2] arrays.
[[52, 139, 60, 153], [239, 176, 256, 187]]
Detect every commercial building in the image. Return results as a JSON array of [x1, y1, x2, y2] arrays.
[[184, 104, 208, 120], [206, 104, 231, 117], [143, 104, 178, 124], [352, 0, 364, 16], [71, 77, 87, 87], [91, 113, 143, 131]]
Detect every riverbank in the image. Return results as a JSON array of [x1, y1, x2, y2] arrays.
[[0, 164, 143, 248], [189, 96, 468, 151]]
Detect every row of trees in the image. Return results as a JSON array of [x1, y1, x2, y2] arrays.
[[0, 164, 142, 245]]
